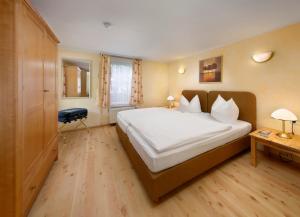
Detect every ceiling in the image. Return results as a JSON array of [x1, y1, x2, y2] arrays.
[[31, 0, 300, 62], [63, 59, 90, 71]]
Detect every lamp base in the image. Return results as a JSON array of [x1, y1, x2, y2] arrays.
[[168, 101, 174, 109], [276, 132, 292, 139]]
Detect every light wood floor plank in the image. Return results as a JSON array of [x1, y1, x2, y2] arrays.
[[29, 126, 300, 217]]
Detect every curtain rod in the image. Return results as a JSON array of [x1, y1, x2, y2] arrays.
[[100, 53, 142, 61]]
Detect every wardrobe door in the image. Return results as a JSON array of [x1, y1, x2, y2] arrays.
[[43, 34, 58, 148], [22, 6, 45, 176]]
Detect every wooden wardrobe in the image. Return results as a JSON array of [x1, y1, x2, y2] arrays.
[[0, 0, 59, 216]]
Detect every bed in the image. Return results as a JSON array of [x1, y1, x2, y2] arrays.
[[116, 90, 256, 201]]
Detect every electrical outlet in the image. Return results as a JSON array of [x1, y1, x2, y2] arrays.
[[279, 152, 293, 162]]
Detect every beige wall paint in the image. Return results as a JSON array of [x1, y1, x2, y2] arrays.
[[142, 61, 169, 107], [58, 48, 169, 128], [168, 23, 300, 133], [59, 23, 300, 133], [58, 48, 102, 128]]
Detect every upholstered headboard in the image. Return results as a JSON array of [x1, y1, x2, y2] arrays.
[[182, 90, 208, 112], [181, 90, 257, 130], [208, 91, 256, 130]]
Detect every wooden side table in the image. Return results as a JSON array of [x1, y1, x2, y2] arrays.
[[249, 128, 300, 167]]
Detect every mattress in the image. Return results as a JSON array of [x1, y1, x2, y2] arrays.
[[118, 107, 232, 153], [117, 112, 251, 173]]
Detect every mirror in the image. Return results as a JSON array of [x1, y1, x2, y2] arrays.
[[62, 59, 91, 98]]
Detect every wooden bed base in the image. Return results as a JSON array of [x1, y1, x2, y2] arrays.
[[117, 124, 250, 201], [116, 90, 256, 201]]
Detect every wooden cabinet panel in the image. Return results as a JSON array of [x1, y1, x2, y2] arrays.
[[23, 137, 58, 216], [0, 0, 18, 216], [22, 7, 45, 176], [2, 1, 59, 216], [43, 34, 58, 148]]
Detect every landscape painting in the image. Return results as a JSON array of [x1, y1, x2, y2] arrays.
[[199, 56, 222, 82]]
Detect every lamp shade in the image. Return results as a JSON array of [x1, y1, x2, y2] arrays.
[[271, 108, 297, 121], [167, 95, 175, 101], [252, 51, 273, 63]]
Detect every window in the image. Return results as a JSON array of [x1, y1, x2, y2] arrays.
[[110, 60, 133, 107]]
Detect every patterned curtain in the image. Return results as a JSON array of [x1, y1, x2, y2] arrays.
[[99, 54, 111, 108], [130, 59, 143, 105]]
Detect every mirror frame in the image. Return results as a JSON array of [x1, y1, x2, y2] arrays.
[[61, 57, 92, 99]]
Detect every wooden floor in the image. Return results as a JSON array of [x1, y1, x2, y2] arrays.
[[29, 126, 300, 217]]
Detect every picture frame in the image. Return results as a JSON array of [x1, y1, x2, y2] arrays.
[[199, 56, 222, 82]]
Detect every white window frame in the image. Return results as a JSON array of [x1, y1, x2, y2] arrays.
[[110, 57, 133, 108]]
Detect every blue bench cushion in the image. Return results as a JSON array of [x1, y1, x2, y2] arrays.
[[58, 108, 88, 123]]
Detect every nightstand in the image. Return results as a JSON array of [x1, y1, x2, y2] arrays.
[[249, 128, 300, 167], [164, 106, 177, 110]]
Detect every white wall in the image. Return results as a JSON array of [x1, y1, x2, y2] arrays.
[[167, 23, 300, 133], [58, 48, 169, 129], [58, 48, 103, 129], [142, 61, 169, 107]]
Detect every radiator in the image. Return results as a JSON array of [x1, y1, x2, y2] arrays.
[[109, 106, 135, 124]]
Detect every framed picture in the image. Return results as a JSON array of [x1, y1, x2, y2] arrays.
[[199, 56, 222, 82]]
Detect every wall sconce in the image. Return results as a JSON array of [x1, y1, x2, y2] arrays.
[[178, 67, 186, 74], [252, 51, 273, 63]]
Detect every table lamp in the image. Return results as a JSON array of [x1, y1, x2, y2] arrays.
[[271, 108, 297, 139], [167, 95, 175, 108]]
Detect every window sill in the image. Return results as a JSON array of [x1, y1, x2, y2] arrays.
[[110, 105, 135, 109]]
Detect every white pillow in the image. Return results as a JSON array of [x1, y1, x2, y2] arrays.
[[179, 95, 189, 112], [188, 95, 201, 113], [179, 95, 202, 113], [211, 94, 226, 109], [211, 95, 239, 123]]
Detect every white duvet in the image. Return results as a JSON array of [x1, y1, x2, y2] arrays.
[[118, 108, 232, 153]]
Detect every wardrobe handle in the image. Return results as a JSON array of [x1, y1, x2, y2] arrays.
[[43, 89, 49, 93]]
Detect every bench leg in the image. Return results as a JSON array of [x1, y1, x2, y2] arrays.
[[79, 119, 88, 128]]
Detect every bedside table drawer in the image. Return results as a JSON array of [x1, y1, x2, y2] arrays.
[[255, 137, 270, 146], [250, 128, 300, 166]]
